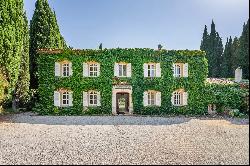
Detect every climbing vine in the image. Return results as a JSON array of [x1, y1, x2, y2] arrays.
[[35, 48, 246, 115]]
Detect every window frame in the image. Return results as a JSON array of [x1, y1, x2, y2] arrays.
[[62, 63, 70, 77], [89, 63, 98, 77], [88, 91, 98, 106], [148, 91, 156, 106], [174, 64, 182, 77], [148, 64, 156, 77], [174, 91, 182, 106], [61, 92, 69, 107], [118, 63, 127, 77]]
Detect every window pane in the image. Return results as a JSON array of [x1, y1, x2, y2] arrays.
[[123, 65, 127, 76], [119, 65, 123, 76]]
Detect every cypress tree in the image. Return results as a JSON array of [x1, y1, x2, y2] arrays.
[[231, 37, 240, 72], [0, 0, 28, 109], [200, 20, 223, 78], [30, 0, 67, 88], [200, 25, 209, 51], [221, 37, 234, 78], [237, 19, 249, 79], [16, 12, 30, 106]]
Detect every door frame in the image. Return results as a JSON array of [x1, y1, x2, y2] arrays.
[[112, 85, 133, 115]]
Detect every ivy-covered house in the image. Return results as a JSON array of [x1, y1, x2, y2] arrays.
[[36, 48, 209, 115]]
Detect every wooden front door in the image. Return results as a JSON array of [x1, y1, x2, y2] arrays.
[[116, 93, 129, 114]]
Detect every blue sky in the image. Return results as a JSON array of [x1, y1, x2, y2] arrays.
[[24, 0, 249, 50]]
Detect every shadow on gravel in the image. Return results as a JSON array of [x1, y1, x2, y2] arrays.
[[3, 113, 191, 126], [1, 112, 249, 126]]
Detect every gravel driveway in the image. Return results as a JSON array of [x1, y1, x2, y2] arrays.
[[0, 113, 249, 165]]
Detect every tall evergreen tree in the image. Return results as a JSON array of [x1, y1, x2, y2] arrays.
[[231, 37, 240, 72], [237, 19, 249, 79], [16, 12, 30, 106], [221, 37, 234, 78], [200, 25, 209, 51], [200, 20, 223, 78], [0, 0, 29, 109], [30, 0, 67, 88]]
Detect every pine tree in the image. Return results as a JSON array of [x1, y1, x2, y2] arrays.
[[30, 0, 67, 88], [237, 19, 249, 79], [0, 0, 28, 108], [200, 20, 223, 78]]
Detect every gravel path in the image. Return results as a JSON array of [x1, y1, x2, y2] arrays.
[[0, 113, 249, 165]]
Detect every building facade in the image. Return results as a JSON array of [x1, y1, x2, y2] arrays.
[[37, 49, 208, 115]]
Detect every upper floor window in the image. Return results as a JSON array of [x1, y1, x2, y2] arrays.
[[62, 64, 69, 77], [144, 63, 161, 78], [54, 90, 73, 107], [171, 89, 188, 106], [83, 62, 100, 77], [143, 90, 161, 106], [114, 62, 131, 77], [148, 64, 156, 77], [173, 63, 189, 78], [174, 64, 181, 78], [55, 61, 73, 77], [89, 64, 98, 77], [119, 64, 127, 77]]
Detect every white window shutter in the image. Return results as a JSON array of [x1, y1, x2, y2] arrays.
[[54, 91, 60, 106], [97, 63, 100, 76], [171, 92, 175, 106], [55, 62, 60, 76], [83, 63, 88, 77], [183, 63, 189, 77], [183, 92, 188, 106], [156, 92, 161, 106], [114, 63, 119, 76], [156, 63, 161, 77], [127, 63, 132, 77], [69, 62, 73, 76], [83, 91, 88, 107], [69, 92, 73, 106], [173, 64, 176, 77], [143, 91, 148, 106], [97, 91, 101, 106], [143, 63, 148, 77]]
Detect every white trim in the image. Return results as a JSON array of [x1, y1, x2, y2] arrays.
[[54, 91, 60, 106], [55, 62, 60, 76], [183, 63, 189, 77]]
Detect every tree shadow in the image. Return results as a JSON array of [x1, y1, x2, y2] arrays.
[[2, 113, 191, 126]]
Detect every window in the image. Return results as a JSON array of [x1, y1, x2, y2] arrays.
[[148, 91, 156, 106], [174, 92, 182, 106], [173, 63, 188, 78], [174, 64, 181, 77], [89, 64, 98, 77], [119, 64, 127, 77], [62, 64, 69, 77], [148, 64, 156, 77], [89, 91, 98, 106], [62, 92, 69, 106]]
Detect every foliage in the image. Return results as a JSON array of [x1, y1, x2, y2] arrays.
[[30, 0, 67, 88], [0, 0, 29, 107], [36, 49, 207, 115], [236, 19, 249, 79], [200, 20, 223, 78], [16, 13, 30, 106], [221, 37, 234, 78], [0, 69, 8, 111]]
